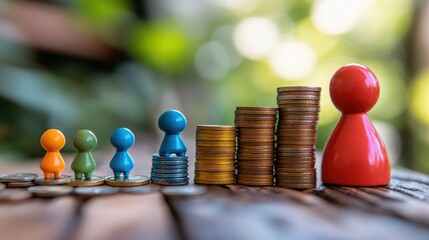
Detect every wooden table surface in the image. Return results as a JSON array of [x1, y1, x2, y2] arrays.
[[1, 149, 429, 240]]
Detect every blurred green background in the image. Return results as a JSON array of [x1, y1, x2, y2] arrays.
[[0, 0, 428, 172]]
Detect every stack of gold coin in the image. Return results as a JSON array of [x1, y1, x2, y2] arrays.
[[235, 107, 277, 186], [194, 125, 236, 185], [276, 86, 321, 189]]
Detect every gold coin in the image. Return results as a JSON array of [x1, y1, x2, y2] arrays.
[[236, 180, 273, 186], [194, 179, 235, 185], [195, 168, 235, 172], [238, 145, 274, 150], [197, 125, 236, 131], [235, 107, 277, 114], [276, 183, 316, 189], [105, 175, 150, 187], [196, 147, 236, 153], [237, 161, 274, 167], [277, 86, 321, 92], [277, 95, 320, 100], [197, 142, 237, 147], [68, 176, 105, 187], [196, 157, 235, 162]]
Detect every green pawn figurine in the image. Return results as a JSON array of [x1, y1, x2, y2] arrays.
[[69, 129, 104, 186]]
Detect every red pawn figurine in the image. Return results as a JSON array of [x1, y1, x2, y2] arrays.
[[322, 64, 390, 186]]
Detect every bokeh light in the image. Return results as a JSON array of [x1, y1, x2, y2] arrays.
[[268, 39, 317, 80], [233, 17, 280, 60]]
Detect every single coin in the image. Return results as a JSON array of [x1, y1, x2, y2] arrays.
[[152, 159, 189, 165], [68, 176, 105, 187], [74, 186, 119, 197], [236, 180, 273, 186], [275, 147, 315, 152], [6, 181, 35, 188], [194, 180, 235, 185], [235, 107, 278, 114], [196, 142, 237, 147], [278, 111, 320, 116], [0, 189, 32, 202], [151, 172, 189, 178], [151, 177, 189, 186], [196, 148, 236, 154], [278, 120, 318, 125], [195, 157, 235, 162], [276, 162, 315, 168], [0, 173, 38, 183], [277, 100, 321, 105], [237, 161, 274, 167], [197, 125, 236, 131], [276, 183, 316, 189], [120, 185, 160, 194], [234, 116, 277, 122], [35, 175, 72, 185], [196, 137, 236, 142], [28, 186, 73, 197], [277, 86, 321, 92], [105, 175, 150, 187], [277, 95, 320, 100], [151, 168, 189, 174], [279, 115, 319, 120], [152, 154, 189, 161], [195, 167, 236, 172], [276, 176, 317, 181], [238, 138, 275, 143], [152, 164, 189, 169], [162, 185, 207, 198], [276, 152, 315, 158]]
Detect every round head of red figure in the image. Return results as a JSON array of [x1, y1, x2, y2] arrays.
[[330, 63, 380, 114], [40, 129, 66, 152]]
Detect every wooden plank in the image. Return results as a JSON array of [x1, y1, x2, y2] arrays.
[[0, 197, 78, 240], [74, 193, 179, 240], [167, 185, 429, 240]]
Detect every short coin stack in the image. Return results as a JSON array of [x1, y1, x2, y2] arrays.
[[0, 173, 37, 188], [276, 86, 321, 189], [194, 125, 236, 185], [151, 155, 189, 185], [235, 107, 277, 186]]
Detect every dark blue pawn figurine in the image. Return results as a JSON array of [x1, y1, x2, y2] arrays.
[[158, 110, 187, 157], [109, 128, 135, 179]]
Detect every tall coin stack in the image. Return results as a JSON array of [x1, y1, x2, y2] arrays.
[[276, 86, 321, 189], [235, 107, 277, 186], [151, 154, 189, 185], [194, 125, 236, 185]]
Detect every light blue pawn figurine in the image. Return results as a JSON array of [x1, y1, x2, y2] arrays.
[[158, 110, 187, 157], [109, 128, 135, 179]]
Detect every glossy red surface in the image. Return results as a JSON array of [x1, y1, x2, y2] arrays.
[[322, 64, 390, 186]]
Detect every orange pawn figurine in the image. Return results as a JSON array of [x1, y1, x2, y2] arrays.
[[40, 129, 66, 179], [322, 64, 390, 186]]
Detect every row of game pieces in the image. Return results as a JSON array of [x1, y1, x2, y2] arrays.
[[15, 110, 190, 189]]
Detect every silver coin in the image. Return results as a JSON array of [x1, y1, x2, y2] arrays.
[[0, 189, 32, 202], [0, 173, 38, 183], [6, 181, 35, 188], [34, 175, 72, 185], [152, 159, 189, 165], [120, 185, 160, 194], [151, 168, 188, 174], [151, 172, 188, 178], [151, 177, 189, 186], [152, 154, 188, 161], [152, 164, 188, 169], [162, 185, 207, 198], [28, 186, 73, 197], [74, 186, 119, 197]]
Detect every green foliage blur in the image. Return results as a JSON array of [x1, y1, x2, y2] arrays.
[[0, 0, 428, 172]]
